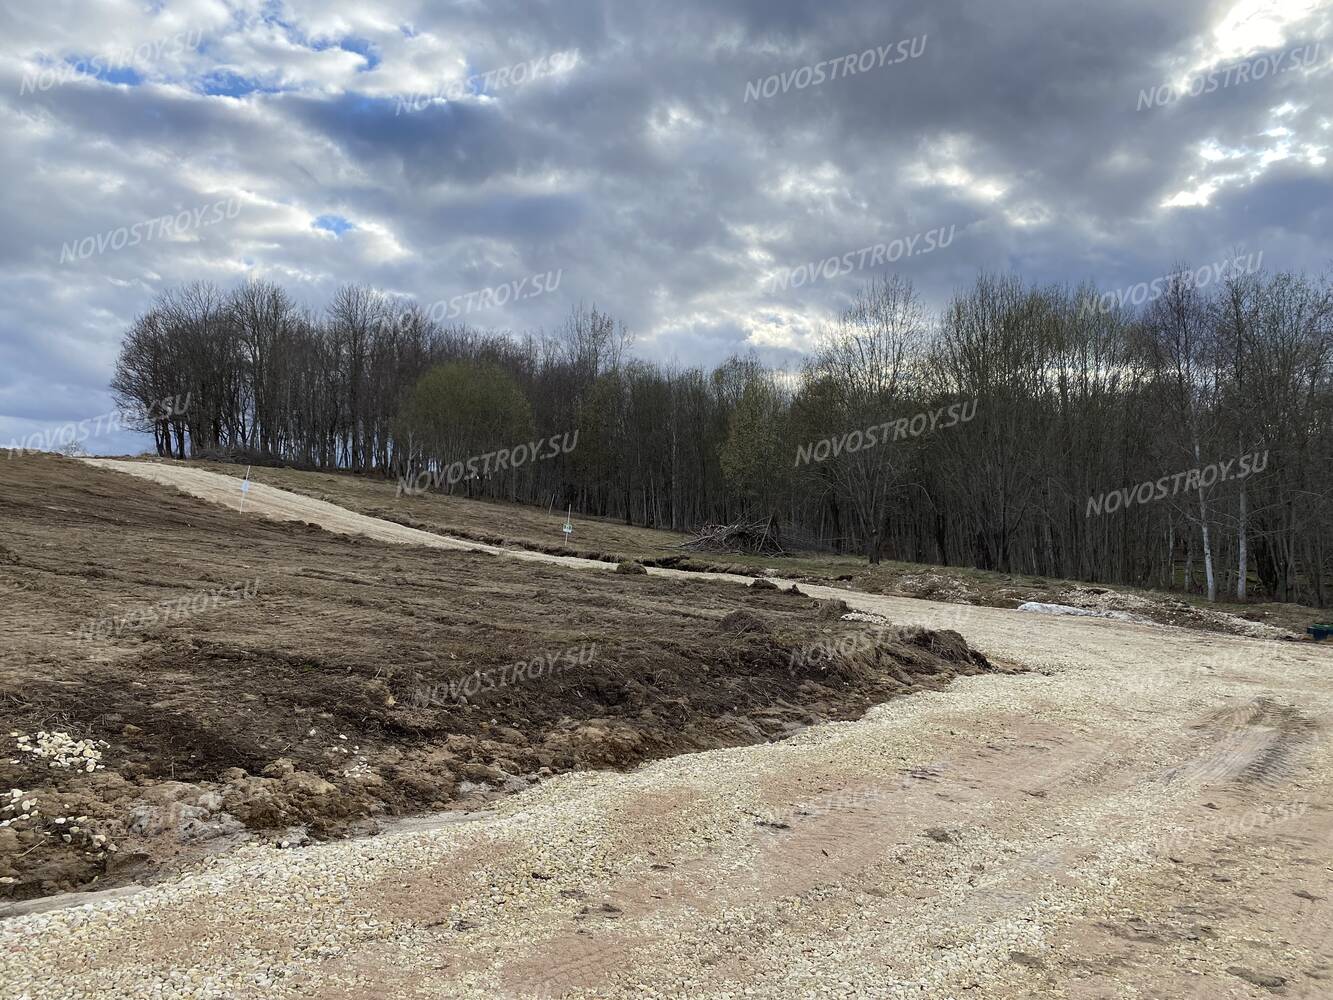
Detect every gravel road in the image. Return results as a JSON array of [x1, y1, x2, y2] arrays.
[[5, 460, 1332, 998]]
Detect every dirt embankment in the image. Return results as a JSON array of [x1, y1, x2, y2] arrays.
[[0, 454, 997, 899]]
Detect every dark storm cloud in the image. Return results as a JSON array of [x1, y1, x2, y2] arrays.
[[1, 0, 1329, 453]]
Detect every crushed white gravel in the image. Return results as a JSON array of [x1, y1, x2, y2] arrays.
[[11, 731, 107, 772], [1016, 600, 1147, 623]]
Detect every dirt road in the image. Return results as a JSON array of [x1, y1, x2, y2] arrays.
[[6, 460, 1332, 998]]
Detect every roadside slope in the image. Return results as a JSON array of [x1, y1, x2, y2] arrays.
[[7, 596, 1331, 998], [1, 455, 997, 900]]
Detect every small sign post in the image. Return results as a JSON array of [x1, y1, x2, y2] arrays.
[[562, 505, 573, 542], [240, 466, 252, 513]]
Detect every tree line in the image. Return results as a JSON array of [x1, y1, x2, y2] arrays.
[[111, 265, 1333, 606]]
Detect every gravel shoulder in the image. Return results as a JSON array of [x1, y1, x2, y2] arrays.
[[4, 459, 1331, 999]]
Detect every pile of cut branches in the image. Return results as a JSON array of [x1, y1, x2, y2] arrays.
[[682, 517, 785, 555]]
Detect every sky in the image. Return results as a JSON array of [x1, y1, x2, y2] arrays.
[[0, 0, 1329, 456]]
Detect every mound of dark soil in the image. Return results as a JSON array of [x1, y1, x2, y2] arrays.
[[0, 453, 1001, 900]]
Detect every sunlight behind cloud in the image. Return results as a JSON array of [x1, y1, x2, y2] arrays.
[[1205, 0, 1322, 65]]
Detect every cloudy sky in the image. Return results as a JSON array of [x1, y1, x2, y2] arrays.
[[1, 0, 1329, 455]]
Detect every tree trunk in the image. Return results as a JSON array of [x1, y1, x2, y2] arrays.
[[1193, 442, 1217, 603], [1198, 501, 1217, 602], [1237, 484, 1248, 601]]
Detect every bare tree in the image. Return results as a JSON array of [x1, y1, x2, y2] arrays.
[[108, 268, 1333, 607]]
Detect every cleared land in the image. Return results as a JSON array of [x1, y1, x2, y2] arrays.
[[0, 455, 994, 900], [3, 456, 1332, 999], [157, 457, 1315, 639]]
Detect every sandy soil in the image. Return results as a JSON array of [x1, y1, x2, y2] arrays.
[[3, 458, 1332, 999]]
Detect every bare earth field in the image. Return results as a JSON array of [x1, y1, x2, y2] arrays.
[[0, 454, 994, 903], [2, 455, 1332, 998], [162, 457, 1315, 640]]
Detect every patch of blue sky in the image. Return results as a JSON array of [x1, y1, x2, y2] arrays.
[[337, 37, 381, 70], [62, 54, 144, 86], [200, 70, 282, 97], [313, 215, 355, 236]]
